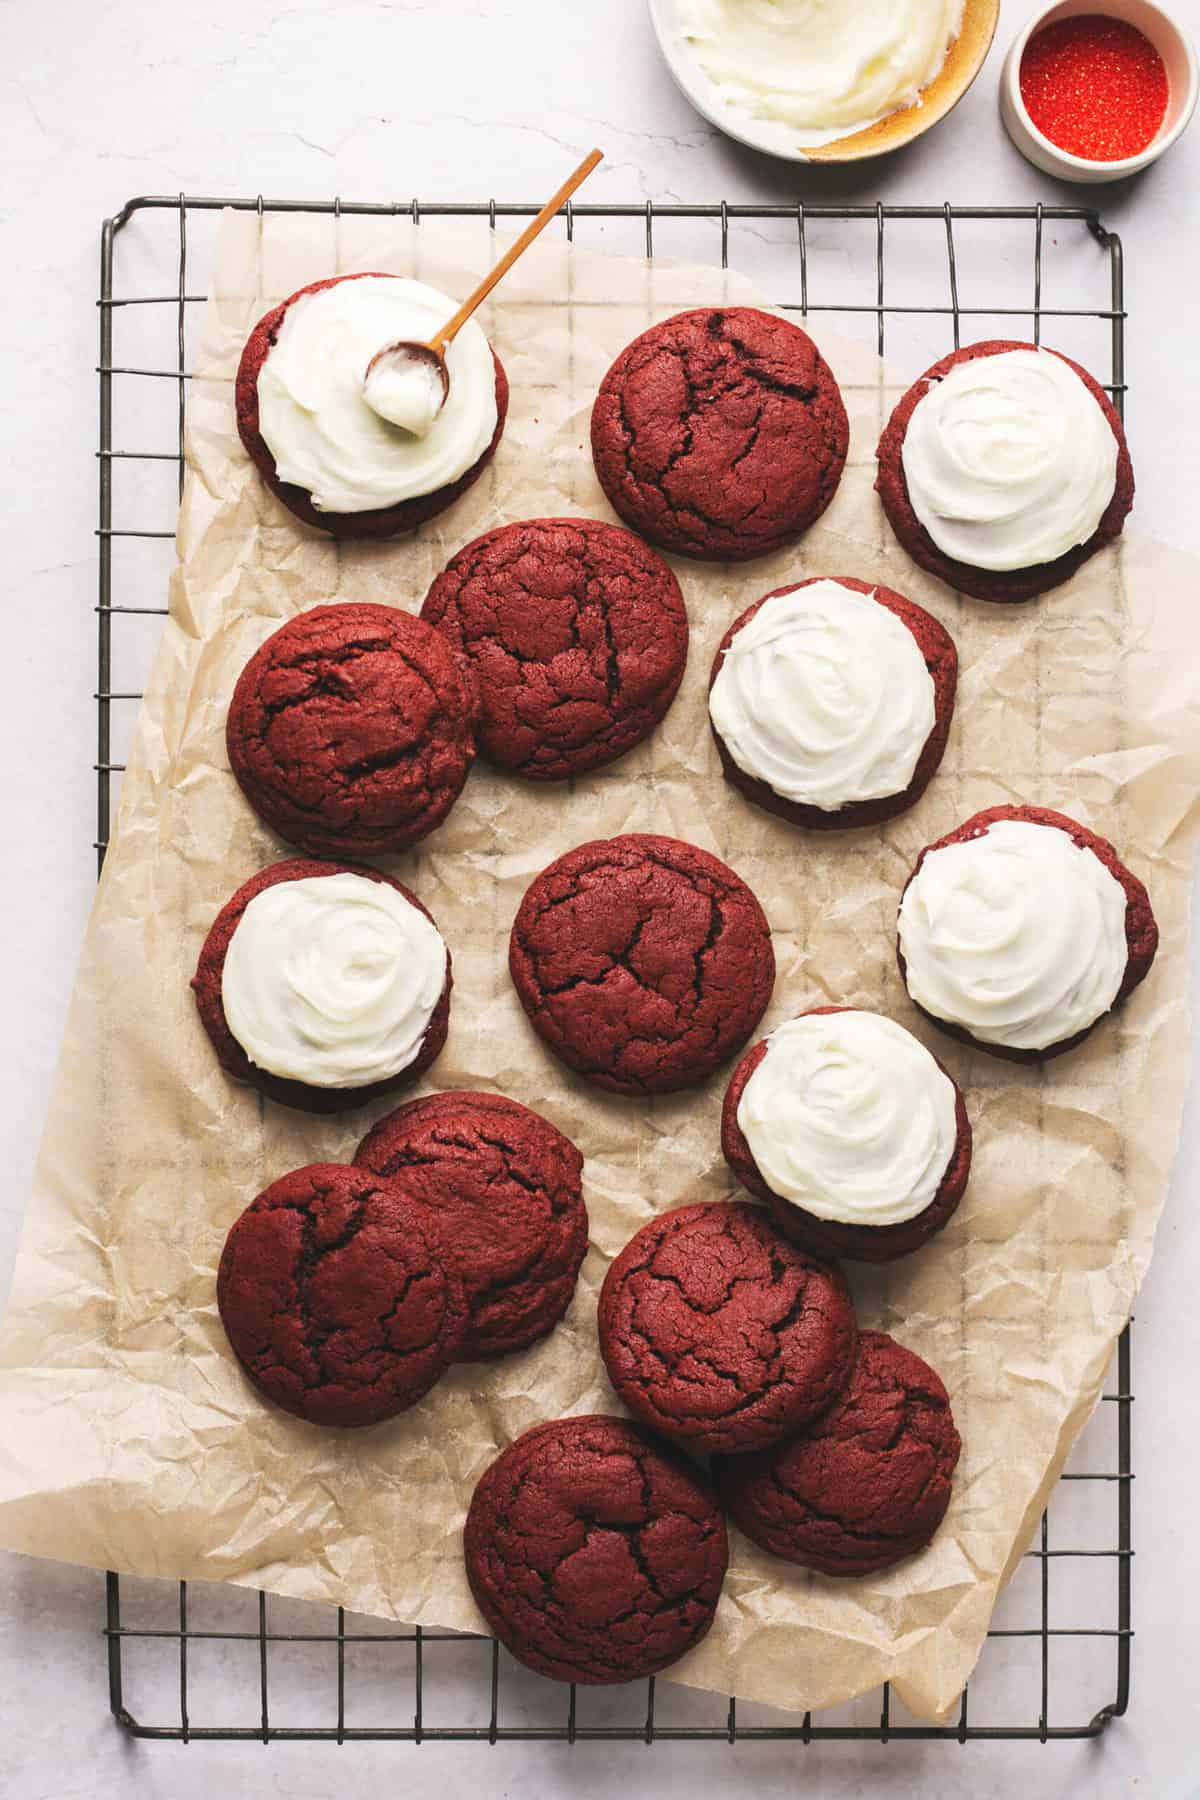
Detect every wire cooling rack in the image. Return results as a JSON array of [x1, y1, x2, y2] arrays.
[[97, 194, 1133, 1745]]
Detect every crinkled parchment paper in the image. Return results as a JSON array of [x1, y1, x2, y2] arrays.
[[0, 210, 1197, 1722]]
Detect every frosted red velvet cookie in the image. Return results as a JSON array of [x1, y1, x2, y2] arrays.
[[897, 804, 1157, 1060], [722, 1007, 971, 1263], [708, 576, 957, 829], [193, 858, 451, 1115], [236, 271, 508, 538], [876, 340, 1133, 603]]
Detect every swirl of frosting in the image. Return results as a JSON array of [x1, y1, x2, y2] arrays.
[[256, 275, 498, 514], [898, 819, 1128, 1051], [738, 1012, 958, 1226], [677, 0, 964, 145], [222, 872, 447, 1087], [901, 348, 1118, 572], [708, 580, 936, 810]]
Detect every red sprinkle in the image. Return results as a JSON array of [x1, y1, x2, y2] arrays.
[[1020, 14, 1169, 161]]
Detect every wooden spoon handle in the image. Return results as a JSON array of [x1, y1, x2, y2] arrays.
[[428, 148, 603, 356]]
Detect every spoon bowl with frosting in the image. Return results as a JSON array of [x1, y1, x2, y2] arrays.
[[362, 340, 451, 438], [649, 0, 1000, 162]]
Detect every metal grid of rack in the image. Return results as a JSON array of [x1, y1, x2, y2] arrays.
[[97, 194, 1133, 1745]]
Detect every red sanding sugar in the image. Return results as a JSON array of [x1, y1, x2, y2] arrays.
[[1020, 15, 1169, 161]]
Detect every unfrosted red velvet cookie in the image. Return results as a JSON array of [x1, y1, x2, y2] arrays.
[[192, 858, 452, 1115], [226, 602, 477, 858], [236, 272, 509, 539], [591, 307, 848, 562], [708, 576, 957, 830], [464, 1415, 728, 1684], [598, 1201, 856, 1454], [721, 1008, 972, 1263], [713, 1331, 961, 1576], [421, 517, 689, 780], [217, 1163, 466, 1428], [875, 340, 1133, 604], [897, 804, 1158, 1063], [508, 832, 775, 1094], [354, 1090, 588, 1360]]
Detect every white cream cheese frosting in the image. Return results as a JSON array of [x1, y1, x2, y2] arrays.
[[222, 872, 447, 1088], [898, 819, 1128, 1051], [677, 0, 965, 147], [900, 348, 1118, 572], [737, 1011, 959, 1226], [362, 352, 446, 439], [256, 275, 498, 514], [708, 579, 936, 810]]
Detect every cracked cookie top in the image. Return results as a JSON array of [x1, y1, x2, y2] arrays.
[[226, 602, 477, 858], [590, 306, 848, 562], [421, 517, 689, 780], [713, 1329, 961, 1575], [508, 832, 775, 1094], [598, 1201, 857, 1454], [216, 1162, 466, 1428], [463, 1414, 728, 1684], [354, 1090, 588, 1360]]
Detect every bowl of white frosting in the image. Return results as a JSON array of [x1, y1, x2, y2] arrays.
[[649, 0, 1000, 161]]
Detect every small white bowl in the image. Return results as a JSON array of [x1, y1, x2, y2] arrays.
[[649, 0, 1000, 164], [1001, 0, 1198, 182]]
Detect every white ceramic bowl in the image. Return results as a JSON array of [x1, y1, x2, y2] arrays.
[[1001, 0, 1198, 181], [649, 0, 1000, 164]]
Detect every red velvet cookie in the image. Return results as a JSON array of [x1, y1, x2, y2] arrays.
[[192, 858, 451, 1115], [354, 1090, 588, 1360], [708, 576, 958, 830], [713, 1331, 961, 1576], [897, 804, 1158, 1063], [236, 272, 509, 539], [721, 1008, 972, 1263], [217, 1163, 467, 1428], [599, 1201, 856, 1454], [591, 307, 848, 562], [875, 340, 1133, 604], [226, 602, 477, 858], [509, 833, 775, 1094], [464, 1414, 728, 1684], [421, 517, 689, 780]]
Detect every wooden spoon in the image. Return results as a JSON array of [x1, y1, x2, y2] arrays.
[[363, 147, 604, 435]]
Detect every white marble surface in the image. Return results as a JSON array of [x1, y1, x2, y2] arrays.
[[3, 0, 1200, 1793]]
